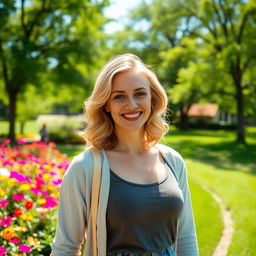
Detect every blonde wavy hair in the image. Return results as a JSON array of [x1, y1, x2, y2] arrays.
[[83, 53, 169, 150]]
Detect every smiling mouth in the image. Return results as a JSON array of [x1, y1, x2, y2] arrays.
[[121, 112, 142, 120]]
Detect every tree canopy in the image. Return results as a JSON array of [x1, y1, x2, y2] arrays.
[[0, 0, 108, 142]]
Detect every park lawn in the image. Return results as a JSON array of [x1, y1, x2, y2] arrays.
[[0, 120, 41, 135], [56, 144, 85, 158], [165, 128, 256, 256], [189, 180, 222, 256], [187, 161, 256, 256]]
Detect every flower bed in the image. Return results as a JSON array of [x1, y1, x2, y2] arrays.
[[0, 140, 70, 255]]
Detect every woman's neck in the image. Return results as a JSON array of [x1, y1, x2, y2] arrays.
[[114, 128, 146, 154]]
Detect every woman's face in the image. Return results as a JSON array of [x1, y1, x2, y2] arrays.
[[105, 69, 152, 133]]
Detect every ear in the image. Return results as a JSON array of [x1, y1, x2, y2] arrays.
[[105, 104, 110, 112]]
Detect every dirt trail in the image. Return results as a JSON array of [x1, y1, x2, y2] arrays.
[[199, 183, 234, 256]]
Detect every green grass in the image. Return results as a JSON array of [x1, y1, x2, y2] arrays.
[[189, 180, 222, 256], [0, 120, 41, 135], [187, 161, 256, 256], [2, 120, 256, 255], [56, 144, 85, 158], [164, 128, 256, 165], [163, 128, 256, 256]]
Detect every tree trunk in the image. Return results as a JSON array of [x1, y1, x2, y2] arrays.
[[230, 59, 246, 144], [8, 91, 17, 143], [235, 82, 245, 143], [179, 104, 190, 130]]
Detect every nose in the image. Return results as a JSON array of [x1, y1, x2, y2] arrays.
[[127, 96, 137, 108]]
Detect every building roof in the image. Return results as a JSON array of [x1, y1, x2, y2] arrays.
[[187, 104, 218, 117]]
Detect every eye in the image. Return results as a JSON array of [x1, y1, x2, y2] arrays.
[[113, 94, 125, 100], [135, 91, 147, 97]]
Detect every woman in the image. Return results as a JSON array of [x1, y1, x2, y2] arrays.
[[50, 54, 198, 256]]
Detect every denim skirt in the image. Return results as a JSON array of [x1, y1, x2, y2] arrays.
[[106, 245, 176, 256]]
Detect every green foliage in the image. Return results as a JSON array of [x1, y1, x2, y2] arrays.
[[0, 0, 109, 141], [123, 0, 256, 142], [49, 129, 84, 144]]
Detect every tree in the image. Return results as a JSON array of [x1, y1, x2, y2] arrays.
[[128, 0, 256, 143], [0, 0, 108, 142]]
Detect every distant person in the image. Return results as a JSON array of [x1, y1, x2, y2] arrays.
[[39, 124, 49, 143], [50, 54, 198, 256]]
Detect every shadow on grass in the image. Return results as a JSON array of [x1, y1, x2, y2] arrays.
[[164, 139, 256, 176]]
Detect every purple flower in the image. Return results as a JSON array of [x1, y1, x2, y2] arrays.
[[0, 216, 12, 227]]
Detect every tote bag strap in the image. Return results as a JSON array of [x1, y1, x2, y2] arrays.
[[91, 148, 102, 256]]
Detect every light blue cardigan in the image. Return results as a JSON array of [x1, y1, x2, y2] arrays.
[[50, 144, 199, 256]]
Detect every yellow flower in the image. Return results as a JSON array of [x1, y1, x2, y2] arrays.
[[42, 173, 51, 180], [44, 165, 51, 171], [0, 175, 8, 181], [19, 184, 31, 191], [8, 178, 19, 187], [20, 213, 33, 221], [13, 254, 23, 256], [0, 188, 5, 197], [2, 227, 15, 239], [27, 236, 40, 246], [59, 168, 65, 176], [53, 191, 59, 198], [37, 198, 46, 205], [14, 226, 28, 232], [46, 185, 55, 191]]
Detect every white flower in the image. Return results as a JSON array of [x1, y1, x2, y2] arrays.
[[0, 168, 10, 177]]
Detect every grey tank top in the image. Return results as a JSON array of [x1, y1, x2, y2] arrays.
[[106, 161, 184, 254]]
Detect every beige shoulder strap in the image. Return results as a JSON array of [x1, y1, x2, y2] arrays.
[[91, 148, 102, 256]]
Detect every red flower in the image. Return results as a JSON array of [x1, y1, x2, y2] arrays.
[[24, 200, 33, 209], [10, 237, 21, 243], [13, 208, 23, 217]]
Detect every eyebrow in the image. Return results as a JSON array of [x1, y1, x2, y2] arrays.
[[111, 87, 147, 94]]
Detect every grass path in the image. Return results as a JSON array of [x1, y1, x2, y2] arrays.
[[193, 178, 234, 256], [187, 161, 256, 256], [189, 180, 222, 256]]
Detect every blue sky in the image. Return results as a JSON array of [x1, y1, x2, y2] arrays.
[[103, 0, 144, 33]]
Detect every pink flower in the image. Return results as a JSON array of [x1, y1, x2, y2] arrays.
[[1, 139, 10, 147], [18, 244, 31, 253], [10, 237, 21, 243], [0, 200, 9, 208], [52, 179, 62, 186], [12, 193, 24, 201], [0, 216, 12, 227], [17, 139, 27, 144], [0, 246, 7, 255], [44, 196, 58, 208], [10, 171, 32, 183]]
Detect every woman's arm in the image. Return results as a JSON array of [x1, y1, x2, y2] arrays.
[[50, 159, 87, 255], [176, 156, 199, 256]]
